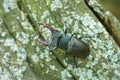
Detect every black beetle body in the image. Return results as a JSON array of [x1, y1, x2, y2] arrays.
[[37, 23, 90, 58]]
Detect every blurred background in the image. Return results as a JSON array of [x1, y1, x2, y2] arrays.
[[100, 0, 120, 21]]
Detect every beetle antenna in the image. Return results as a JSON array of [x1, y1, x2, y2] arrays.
[[63, 21, 69, 34], [73, 56, 78, 67]]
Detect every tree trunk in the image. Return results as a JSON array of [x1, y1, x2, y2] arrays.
[[0, 0, 120, 80]]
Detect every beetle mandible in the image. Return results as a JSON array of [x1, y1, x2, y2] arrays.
[[36, 22, 90, 58]]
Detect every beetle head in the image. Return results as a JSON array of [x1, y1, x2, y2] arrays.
[[36, 22, 55, 45]]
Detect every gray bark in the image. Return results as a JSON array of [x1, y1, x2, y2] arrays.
[[0, 0, 120, 80]]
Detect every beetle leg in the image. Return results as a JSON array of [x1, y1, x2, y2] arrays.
[[64, 28, 68, 34], [46, 46, 57, 50], [64, 54, 78, 67], [73, 56, 78, 67], [78, 37, 82, 40], [78, 34, 92, 40], [71, 33, 77, 38], [36, 38, 51, 45], [64, 53, 69, 64], [63, 21, 69, 34]]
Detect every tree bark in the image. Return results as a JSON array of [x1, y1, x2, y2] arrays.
[[0, 0, 120, 80]]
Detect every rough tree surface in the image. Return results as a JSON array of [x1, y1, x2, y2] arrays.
[[0, 0, 120, 80]]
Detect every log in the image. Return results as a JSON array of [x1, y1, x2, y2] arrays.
[[0, 0, 120, 80]]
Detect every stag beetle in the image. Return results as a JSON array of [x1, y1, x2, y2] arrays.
[[36, 22, 90, 58]]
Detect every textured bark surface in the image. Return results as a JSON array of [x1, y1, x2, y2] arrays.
[[0, 0, 120, 80]]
